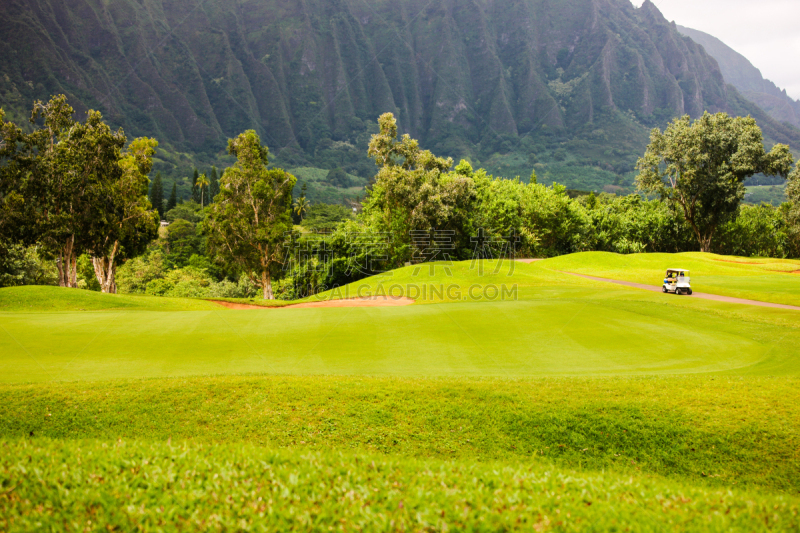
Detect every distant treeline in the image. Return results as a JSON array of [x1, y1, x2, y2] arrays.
[[3, 99, 800, 299]]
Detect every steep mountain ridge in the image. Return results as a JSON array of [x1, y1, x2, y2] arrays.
[[677, 25, 800, 129], [1, 0, 797, 189]]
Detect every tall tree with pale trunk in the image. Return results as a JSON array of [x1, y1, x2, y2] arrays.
[[91, 137, 159, 293], [22, 96, 126, 287], [206, 131, 296, 299], [196, 173, 210, 207]]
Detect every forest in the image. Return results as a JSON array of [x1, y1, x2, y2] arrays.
[[2, 97, 799, 299]]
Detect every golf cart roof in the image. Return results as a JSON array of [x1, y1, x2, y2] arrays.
[[666, 269, 690, 273]]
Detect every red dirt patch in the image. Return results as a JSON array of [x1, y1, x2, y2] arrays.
[[212, 296, 415, 310], [710, 259, 768, 265]]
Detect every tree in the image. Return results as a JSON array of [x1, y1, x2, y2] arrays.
[[294, 196, 310, 220], [364, 113, 474, 265], [196, 173, 210, 207], [785, 163, 800, 255], [91, 137, 160, 293], [0, 108, 33, 253], [191, 168, 200, 203], [23, 96, 126, 287], [206, 131, 296, 299], [326, 167, 350, 188], [166, 183, 178, 212], [149, 172, 164, 219], [636, 112, 794, 252], [209, 166, 220, 202]]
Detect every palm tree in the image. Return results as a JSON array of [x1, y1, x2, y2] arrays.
[[196, 173, 210, 207], [293, 197, 310, 220]]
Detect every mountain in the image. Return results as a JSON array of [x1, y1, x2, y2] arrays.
[[1, 0, 798, 193], [677, 25, 800, 130]]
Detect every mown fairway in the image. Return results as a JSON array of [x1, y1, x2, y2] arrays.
[[543, 251, 800, 306], [2, 254, 800, 530]]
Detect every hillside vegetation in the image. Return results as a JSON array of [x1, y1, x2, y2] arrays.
[[3, 0, 799, 190]]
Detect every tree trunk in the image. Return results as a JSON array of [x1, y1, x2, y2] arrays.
[[57, 235, 79, 288], [262, 270, 274, 300], [92, 241, 120, 293]]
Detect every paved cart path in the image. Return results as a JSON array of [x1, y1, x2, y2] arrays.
[[565, 272, 800, 311]]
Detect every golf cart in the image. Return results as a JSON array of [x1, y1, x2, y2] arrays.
[[663, 269, 692, 295]]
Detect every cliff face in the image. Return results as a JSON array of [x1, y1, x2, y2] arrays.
[[0, 0, 796, 178]]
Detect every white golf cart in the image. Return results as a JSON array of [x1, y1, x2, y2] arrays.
[[663, 269, 692, 295]]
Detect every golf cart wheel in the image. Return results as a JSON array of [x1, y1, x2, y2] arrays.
[[688, 289, 693, 295], [662, 286, 667, 293]]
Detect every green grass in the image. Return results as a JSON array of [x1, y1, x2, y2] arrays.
[[3, 287, 800, 382], [2, 375, 799, 493], [3, 254, 800, 529], [3, 259, 800, 383], [3, 437, 798, 532], [0, 286, 223, 312], [2, 375, 799, 530], [540, 251, 800, 307]]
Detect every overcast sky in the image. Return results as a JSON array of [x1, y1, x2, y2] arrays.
[[633, 0, 800, 100]]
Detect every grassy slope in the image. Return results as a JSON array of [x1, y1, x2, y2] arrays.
[[0, 286, 223, 312], [745, 184, 786, 206], [540, 252, 800, 306], [2, 375, 798, 493]]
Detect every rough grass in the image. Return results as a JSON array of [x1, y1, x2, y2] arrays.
[[1, 375, 799, 494], [2, 437, 798, 532]]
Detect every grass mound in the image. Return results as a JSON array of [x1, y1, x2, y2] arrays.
[[2, 437, 797, 532], [0, 286, 222, 312], [2, 375, 799, 493]]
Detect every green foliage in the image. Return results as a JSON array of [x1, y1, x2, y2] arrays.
[[364, 113, 473, 265], [582, 194, 694, 254], [289, 167, 366, 205], [165, 220, 204, 268], [636, 113, 794, 251], [715, 204, 790, 258], [0, 244, 57, 288], [191, 168, 200, 204], [326, 167, 350, 187], [208, 166, 219, 202], [206, 131, 296, 299], [166, 183, 178, 212], [293, 196, 310, 221], [0, 97, 159, 293], [300, 204, 354, 232], [148, 172, 164, 220]]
